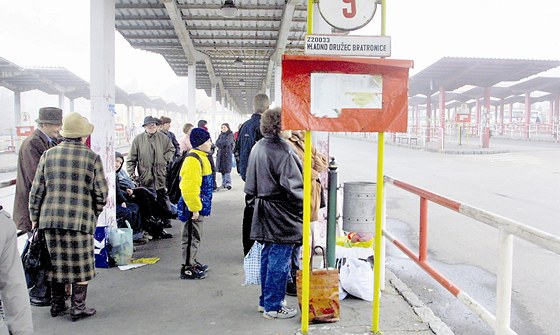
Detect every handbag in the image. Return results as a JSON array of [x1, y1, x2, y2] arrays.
[[296, 246, 340, 324], [21, 229, 52, 271]]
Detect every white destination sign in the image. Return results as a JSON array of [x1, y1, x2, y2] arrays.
[[305, 34, 391, 57]]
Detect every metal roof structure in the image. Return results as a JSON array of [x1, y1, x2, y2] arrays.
[[0, 57, 23, 79], [507, 77, 560, 94], [115, 0, 308, 114], [0, 56, 190, 112], [409, 57, 560, 97], [0, 58, 90, 98], [408, 57, 560, 113]]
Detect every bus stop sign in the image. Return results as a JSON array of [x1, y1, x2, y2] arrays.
[[318, 0, 377, 31]]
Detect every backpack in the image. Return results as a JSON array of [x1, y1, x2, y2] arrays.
[[166, 152, 202, 204]]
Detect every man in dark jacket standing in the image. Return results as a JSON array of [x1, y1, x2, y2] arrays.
[[237, 93, 269, 256], [244, 107, 303, 319], [13, 106, 62, 307], [236, 93, 269, 181], [159, 116, 180, 159]]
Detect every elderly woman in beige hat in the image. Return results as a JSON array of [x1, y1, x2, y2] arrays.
[[29, 112, 108, 321]]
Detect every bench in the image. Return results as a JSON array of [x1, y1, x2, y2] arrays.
[[395, 135, 419, 145]]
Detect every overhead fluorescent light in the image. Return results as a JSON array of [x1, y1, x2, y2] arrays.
[[221, 0, 238, 18]]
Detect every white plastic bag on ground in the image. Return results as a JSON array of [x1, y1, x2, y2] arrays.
[[339, 257, 374, 301], [335, 241, 374, 301]]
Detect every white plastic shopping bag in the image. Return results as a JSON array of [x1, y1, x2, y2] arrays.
[[243, 241, 263, 285], [335, 238, 374, 301], [339, 257, 374, 301]]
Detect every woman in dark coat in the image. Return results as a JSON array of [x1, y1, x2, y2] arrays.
[[29, 112, 108, 321], [215, 123, 234, 190]]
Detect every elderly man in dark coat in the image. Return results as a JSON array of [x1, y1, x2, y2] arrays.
[[13, 106, 62, 307], [14, 107, 62, 233]]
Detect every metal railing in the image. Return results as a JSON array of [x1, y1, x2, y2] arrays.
[[381, 175, 560, 335], [0, 179, 16, 189]]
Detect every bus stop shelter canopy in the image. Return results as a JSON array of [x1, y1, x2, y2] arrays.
[[409, 57, 560, 111], [409, 57, 560, 97], [115, 0, 307, 114], [0, 59, 89, 97], [0, 56, 188, 111]]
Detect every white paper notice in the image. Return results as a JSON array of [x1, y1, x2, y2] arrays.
[[118, 263, 147, 271], [310, 73, 382, 118]]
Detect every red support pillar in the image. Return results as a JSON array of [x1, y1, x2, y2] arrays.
[[481, 87, 491, 148], [439, 87, 446, 149], [415, 104, 419, 135], [426, 96, 432, 142], [549, 101, 554, 125], [509, 103, 514, 123], [556, 97, 560, 123], [476, 98, 481, 127], [525, 93, 531, 139], [499, 99, 505, 135]]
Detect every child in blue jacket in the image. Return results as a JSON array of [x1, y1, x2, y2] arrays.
[[177, 128, 214, 279]]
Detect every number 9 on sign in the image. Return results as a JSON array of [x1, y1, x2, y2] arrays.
[[318, 0, 377, 31]]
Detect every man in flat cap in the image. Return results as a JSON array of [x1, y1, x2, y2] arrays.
[[13, 106, 63, 307], [159, 116, 180, 159], [127, 116, 175, 238]]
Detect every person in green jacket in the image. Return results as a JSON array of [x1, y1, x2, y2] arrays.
[[127, 116, 175, 238]]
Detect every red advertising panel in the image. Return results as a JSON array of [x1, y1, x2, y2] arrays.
[[455, 114, 471, 123], [16, 126, 34, 137], [282, 55, 413, 132]]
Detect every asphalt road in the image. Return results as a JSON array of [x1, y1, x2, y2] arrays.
[[329, 135, 560, 335]]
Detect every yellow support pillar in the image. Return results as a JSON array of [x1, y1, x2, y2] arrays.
[[372, 1, 387, 333], [300, 2, 314, 333]]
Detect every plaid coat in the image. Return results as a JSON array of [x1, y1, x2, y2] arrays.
[[29, 139, 108, 235]]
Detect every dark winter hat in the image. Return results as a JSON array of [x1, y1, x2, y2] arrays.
[[142, 116, 159, 127], [35, 107, 63, 125], [115, 151, 124, 159], [190, 127, 211, 148]]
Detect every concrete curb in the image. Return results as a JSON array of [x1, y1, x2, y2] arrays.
[[388, 142, 510, 155], [331, 134, 510, 155], [386, 271, 455, 335]]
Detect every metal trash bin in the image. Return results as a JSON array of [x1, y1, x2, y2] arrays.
[[342, 182, 376, 233]]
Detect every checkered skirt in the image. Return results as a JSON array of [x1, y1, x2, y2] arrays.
[[43, 229, 96, 283]]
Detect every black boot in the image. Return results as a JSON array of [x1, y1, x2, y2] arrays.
[[71, 284, 96, 321], [50, 282, 68, 317]]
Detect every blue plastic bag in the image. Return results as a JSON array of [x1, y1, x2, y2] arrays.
[[94, 226, 110, 268]]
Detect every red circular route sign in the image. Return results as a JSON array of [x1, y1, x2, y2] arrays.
[[318, 0, 377, 31]]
